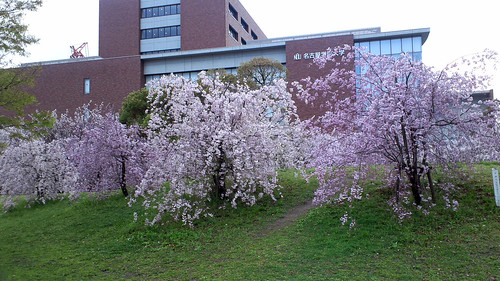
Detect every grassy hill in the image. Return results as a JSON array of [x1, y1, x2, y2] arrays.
[[1, 167, 499, 280]]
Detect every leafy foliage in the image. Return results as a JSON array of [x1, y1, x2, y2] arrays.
[[237, 57, 288, 89], [119, 87, 149, 127], [0, 0, 42, 62], [296, 46, 500, 224], [0, 1, 55, 137]]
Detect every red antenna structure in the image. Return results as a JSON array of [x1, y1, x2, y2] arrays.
[[70, 42, 88, 59]]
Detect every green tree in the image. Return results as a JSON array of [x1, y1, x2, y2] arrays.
[[0, 0, 53, 135], [0, 0, 42, 63], [237, 57, 288, 89], [119, 88, 149, 127]]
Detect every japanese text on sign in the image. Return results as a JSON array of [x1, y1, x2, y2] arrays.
[[293, 49, 345, 61]]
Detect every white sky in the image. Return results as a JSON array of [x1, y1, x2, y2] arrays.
[[15, 0, 500, 97]]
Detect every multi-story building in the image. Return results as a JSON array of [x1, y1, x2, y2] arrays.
[[21, 0, 430, 119]]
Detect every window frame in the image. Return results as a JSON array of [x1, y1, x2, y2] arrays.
[[84, 78, 91, 95]]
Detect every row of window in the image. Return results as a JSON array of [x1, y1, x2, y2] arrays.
[[228, 2, 259, 41], [141, 48, 181, 55], [355, 51, 423, 76], [141, 4, 180, 18], [355, 37, 422, 56], [146, 68, 240, 83], [229, 25, 257, 45], [141, 26, 181, 40]]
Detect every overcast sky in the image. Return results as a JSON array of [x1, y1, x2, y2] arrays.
[[16, 0, 500, 96]]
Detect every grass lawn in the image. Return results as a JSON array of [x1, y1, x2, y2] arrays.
[[0, 166, 499, 280]]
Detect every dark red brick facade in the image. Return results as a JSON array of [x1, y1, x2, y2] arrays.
[[19, 0, 358, 118], [181, 0, 227, 51], [224, 0, 266, 47], [286, 35, 355, 120], [181, 0, 266, 51], [25, 56, 143, 114], [99, 0, 141, 58]]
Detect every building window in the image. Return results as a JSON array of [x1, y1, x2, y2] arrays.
[[241, 38, 247, 45], [141, 4, 180, 18], [241, 18, 249, 32], [141, 25, 181, 39], [229, 3, 238, 20], [141, 48, 181, 55], [229, 25, 238, 41], [251, 30, 258, 40], [356, 37, 423, 59], [84, 78, 90, 94]]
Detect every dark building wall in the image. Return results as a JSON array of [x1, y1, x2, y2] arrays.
[[181, 0, 267, 51], [99, 0, 141, 58], [25, 57, 143, 114], [286, 35, 355, 120], [225, 0, 267, 47], [181, 0, 227, 51]]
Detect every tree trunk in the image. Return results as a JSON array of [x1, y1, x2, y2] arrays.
[[427, 169, 436, 204], [120, 157, 129, 197], [406, 167, 422, 206]]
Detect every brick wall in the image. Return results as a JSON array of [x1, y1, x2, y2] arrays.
[[286, 35, 355, 120], [99, 0, 141, 58], [181, 0, 267, 51], [25, 57, 143, 114], [181, 0, 227, 51], [225, 0, 267, 47]]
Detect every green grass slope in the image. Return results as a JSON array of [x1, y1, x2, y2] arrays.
[[0, 167, 498, 280]]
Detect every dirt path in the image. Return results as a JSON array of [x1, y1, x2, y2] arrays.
[[259, 200, 315, 236]]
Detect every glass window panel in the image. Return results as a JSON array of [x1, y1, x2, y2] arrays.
[[177, 26, 181, 36], [153, 7, 159, 17], [159, 28, 165, 37], [141, 9, 146, 18], [359, 42, 369, 52], [355, 66, 361, 75], [413, 52, 422, 61], [380, 40, 391, 55], [191, 72, 198, 81], [165, 27, 171, 37], [146, 29, 153, 39], [170, 5, 177, 15], [402, 38, 412, 53], [84, 79, 90, 94], [370, 41, 381, 55], [146, 8, 153, 18], [176, 4, 181, 14], [159, 7, 165, 16], [391, 39, 401, 54], [152, 28, 159, 38], [412, 36, 422, 52], [141, 30, 146, 39]]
